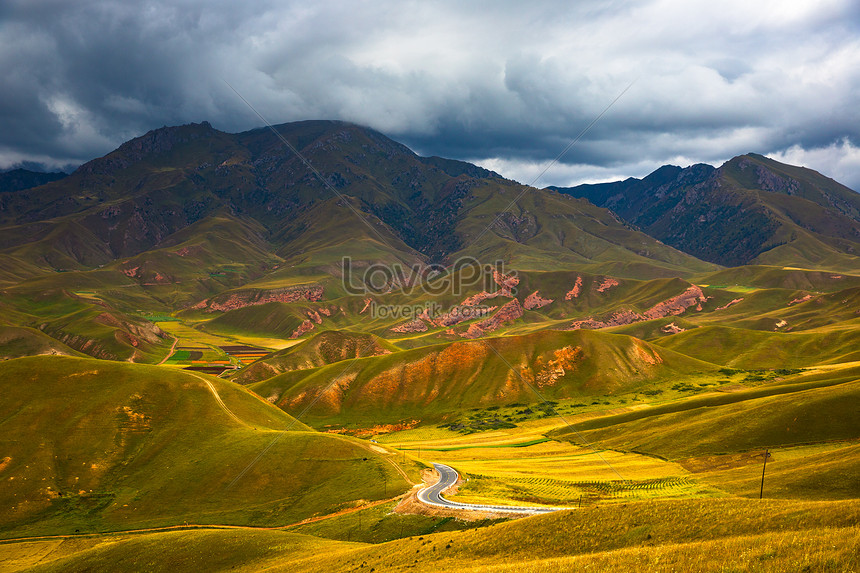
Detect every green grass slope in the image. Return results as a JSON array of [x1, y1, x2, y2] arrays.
[[0, 269, 175, 362], [452, 180, 717, 277], [0, 356, 415, 538], [0, 326, 84, 360], [106, 213, 284, 308], [655, 324, 860, 368], [551, 368, 860, 460], [695, 265, 860, 292]]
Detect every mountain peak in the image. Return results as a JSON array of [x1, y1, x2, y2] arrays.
[[74, 121, 221, 177]]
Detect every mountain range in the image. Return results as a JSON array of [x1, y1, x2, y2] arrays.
[[1, 120, 858, 367], [553, 154, 860, 269]]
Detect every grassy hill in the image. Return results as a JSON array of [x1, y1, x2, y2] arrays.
[[0, 325, 84, 360], [249, 330, 717, 426], [0, 356, 418, 538], [234, 330, 399, 384]]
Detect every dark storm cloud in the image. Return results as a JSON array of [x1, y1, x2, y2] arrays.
[[1, 0, 858, 189]]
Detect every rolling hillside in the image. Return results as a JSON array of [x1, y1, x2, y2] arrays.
[[234, 330, 398, 384], [0, 356, 417, 537], [249, 330, 717, 425]]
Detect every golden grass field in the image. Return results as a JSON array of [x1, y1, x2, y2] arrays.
[[3, 498, 857, 572]]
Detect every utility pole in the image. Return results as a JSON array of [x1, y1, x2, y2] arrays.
[[759, 449, 770, 499]]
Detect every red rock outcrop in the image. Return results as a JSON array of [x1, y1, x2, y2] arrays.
[[462, 290, 505, 306], [391, 318, 429, 333], [290, 319, 316, 339], [121, 265, 140, 278], [715, 298, 744, 311], [462, 298, 524, 338], [521, 345, 583, 388], [436, 305, 495, 327], [564, 276, 583, 300], [174, 245, 203, 257], [568, 308, 644, 330], [788, 294, 814, 305], [493, 269, 519, 289], [568, 284, 706, 330], [595, 277, 620, 293], [524, 290, 553, 310], [642, 285, 707, 319], [194, 285, 324, 312]]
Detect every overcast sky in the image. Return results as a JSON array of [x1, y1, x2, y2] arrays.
[[1, 0, 859, 189]]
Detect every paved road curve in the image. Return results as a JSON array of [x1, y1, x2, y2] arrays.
[[418, 463, 570, 514]]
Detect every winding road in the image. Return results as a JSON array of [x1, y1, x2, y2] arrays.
[[187, 372, 246, 426], [418, 463, 571, 514]]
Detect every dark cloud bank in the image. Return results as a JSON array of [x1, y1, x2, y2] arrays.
[[1, 0, 858, 189]]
